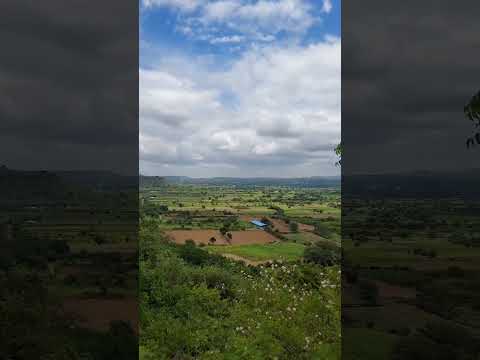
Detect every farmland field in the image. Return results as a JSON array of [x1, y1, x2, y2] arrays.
[[1, 169, 139, 359], [342, 197, 480, 359], [140, 181, 341, 359], [208, 242, 306, 261]]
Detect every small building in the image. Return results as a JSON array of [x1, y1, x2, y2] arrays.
[[250, 219, 267, 229]]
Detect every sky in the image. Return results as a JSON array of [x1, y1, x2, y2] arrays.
[[0, 1, 138, 175], [342, 0, 479, 175], [139, 0, 341, 177]]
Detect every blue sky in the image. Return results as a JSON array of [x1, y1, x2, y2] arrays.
[[140, 0, 341, 177]]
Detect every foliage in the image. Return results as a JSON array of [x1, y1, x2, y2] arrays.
[[140, 233, 340, 359], [334, 143, 342, 166], [304, 242, 340, 266], [465, 90, 480, 148], [289, 222, 299, 232]]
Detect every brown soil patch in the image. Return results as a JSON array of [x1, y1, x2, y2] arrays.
[[268, 218, 290, 233], [298, 223, 315, 232], [227, 230, 277, 245], [166, 230, 227, 245], [375, 281, 416, 300], [167, 229, 277, 246], [63, 297, 138, 332], [239, 215, 253, 222]]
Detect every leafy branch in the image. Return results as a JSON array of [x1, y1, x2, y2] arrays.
[[465, 91, 480, 148]]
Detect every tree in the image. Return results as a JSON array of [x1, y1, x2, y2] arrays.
[[220, 227, 227, 236], [465, 91, 480, 147], [209, 237, 216, 245], [289, 222, 299, 232], [334, 142, 342, 166], [304, 244, 340, 266]]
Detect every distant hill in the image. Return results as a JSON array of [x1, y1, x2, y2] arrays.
[[57, 170, 137, 190], [0, 166, 137, 206], [0, 165, 66, 201], [139, 175, 166, 188], [344, 170, 480, 199], [140, 175, 340, 188]]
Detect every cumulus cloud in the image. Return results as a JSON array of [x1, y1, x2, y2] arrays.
[[200, 0, 314, 34], [144, 0, 318, 45], [140, 37, 340, 176]]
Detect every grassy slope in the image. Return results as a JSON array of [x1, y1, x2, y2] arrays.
[[208, 242, 306, 261]]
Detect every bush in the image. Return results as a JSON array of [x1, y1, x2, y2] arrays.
[[304, 243, 340, 266], [179, 241, 208, 265], [289, 222, 299, 232], [48, 239, 70, 255]]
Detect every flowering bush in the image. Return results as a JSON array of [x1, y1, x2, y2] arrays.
[[140, 234, 340, 359]]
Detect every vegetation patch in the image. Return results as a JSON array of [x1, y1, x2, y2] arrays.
[[209, 242, 306, 261]]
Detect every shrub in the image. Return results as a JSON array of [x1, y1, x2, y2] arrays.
[[48, 239, 70, 255], [289, 222, 299, 232], [179, 241, 208, 265], [304, 243, 340, 266]]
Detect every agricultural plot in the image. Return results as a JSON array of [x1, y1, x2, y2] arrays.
[[208, 242, 306, 262], [142, 184, 340, 263], [343, 198, 480, 359], [1, 180, 139, 358]]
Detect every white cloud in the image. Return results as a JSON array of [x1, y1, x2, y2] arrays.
[[140, 37, 341, 176], [321, 0, 332, 13], [202, 0, 239, 20], [200, 0, 315, 39], [209, 35, 245, 44], [142, 0, 202, 12], [145, 0, 320, 45], [140, 69, 221, 127]]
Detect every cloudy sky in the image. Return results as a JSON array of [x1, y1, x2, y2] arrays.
[[0, 1, 138, 174], [139, 0, 341, 177], [343, 0, 479, 175]]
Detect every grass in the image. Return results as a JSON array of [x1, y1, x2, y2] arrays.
[[208, 242, 306, 261], [343, 237, 480, 270]]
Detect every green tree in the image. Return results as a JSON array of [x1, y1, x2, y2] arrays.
[[465, 91, 480, 147], [289, 222, 299, 232], [334, 142, 342, 166]]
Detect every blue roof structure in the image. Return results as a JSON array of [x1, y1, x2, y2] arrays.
[[250, 219, 267, 227]]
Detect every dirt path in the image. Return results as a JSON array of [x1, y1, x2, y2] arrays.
[[221, 253, 271, 266]]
